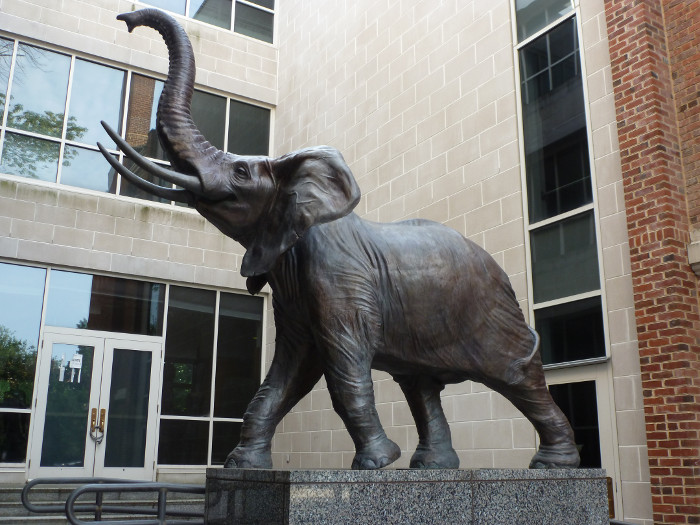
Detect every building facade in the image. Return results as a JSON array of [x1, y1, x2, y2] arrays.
[[0, 1, 697, 524]]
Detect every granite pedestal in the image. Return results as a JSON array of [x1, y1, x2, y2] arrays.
[[206, 468, 608, 524]]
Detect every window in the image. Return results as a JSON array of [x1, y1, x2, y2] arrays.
[[513, 2, 616, 508], [158, 286, 264, 466], [549, 381, 601, 468], [515, 0, 573, 42], [45, 270, 165, 336], [516, 11, 605, 367], [0, 39, 272, 205], [0, 263, 46, 463], [139, 0, 275, 43]]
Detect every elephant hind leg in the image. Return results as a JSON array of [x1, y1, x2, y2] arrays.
[[396, 375, 459, 469], [485, 366, 580, 469]]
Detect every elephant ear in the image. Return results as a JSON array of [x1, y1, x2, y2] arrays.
[[240, 146, 361, 277]]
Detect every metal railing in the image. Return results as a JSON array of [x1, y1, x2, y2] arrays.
[[21, 477, 205, 525]]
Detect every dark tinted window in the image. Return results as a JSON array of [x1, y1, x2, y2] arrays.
[[550, 381, 601, 468], [234, 2, 274, 43], [520, 19, 591, 223], [228, 99, 270, 155], [531, 211, 600, 303], [45, 271, 165, 335], [536, 296, 605, 365], [214, 293, 263, 418], [161, 286, 215, 416], [157, 419, 209, 465]]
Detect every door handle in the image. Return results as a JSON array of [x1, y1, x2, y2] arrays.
[[89, 408, 105, 444], [98, 408, 106, 433]]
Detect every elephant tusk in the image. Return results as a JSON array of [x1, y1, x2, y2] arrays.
[[101, 121, 203, 194], [97, 142, 195, 205]]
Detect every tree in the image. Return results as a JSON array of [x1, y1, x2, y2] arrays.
[[0, 325, 36, 409]]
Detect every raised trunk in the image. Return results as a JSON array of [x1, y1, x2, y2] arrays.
[[118, 9, 225, 178]]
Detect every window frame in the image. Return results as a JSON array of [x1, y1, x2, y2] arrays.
[[136, 0, 276, 44], [0, 34, 273, 208], [512, 6, 611, 370], [511, 0, 623, 517], [158, 284, 267, 469], [0, 260, 268, 472]]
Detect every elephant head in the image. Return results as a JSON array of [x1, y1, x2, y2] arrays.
[[98, 8, 360, 291]]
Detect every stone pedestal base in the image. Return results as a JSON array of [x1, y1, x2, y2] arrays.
[[206, 468, 608, 524]]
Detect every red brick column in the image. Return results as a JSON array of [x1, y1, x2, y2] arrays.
[[603, 1, 700, 524]]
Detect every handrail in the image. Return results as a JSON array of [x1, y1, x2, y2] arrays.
[[21, 477, 204, 525]]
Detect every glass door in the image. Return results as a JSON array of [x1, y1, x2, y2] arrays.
[[29, 331, 161, 480]]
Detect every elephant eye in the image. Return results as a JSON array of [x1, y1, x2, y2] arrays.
[[234, 165, 249, 179]]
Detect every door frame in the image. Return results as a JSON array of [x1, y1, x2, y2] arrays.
[[27, 327, 163, 481]]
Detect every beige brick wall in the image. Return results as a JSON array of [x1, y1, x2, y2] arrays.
[[271, 0, 531, 470], [0, 177, 249, 290], [0, 0, 277, 106], [271, 4, 649, 522], [0, 0, 278, 290]]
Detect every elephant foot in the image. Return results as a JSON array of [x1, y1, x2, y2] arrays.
[[529, 443, 580, 469], [224, 446, 273, 469], [410, 444, 459, 469], [351, 437, 401, 470]]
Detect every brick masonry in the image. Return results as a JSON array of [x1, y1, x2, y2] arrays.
[[603, 1, 700, 524]]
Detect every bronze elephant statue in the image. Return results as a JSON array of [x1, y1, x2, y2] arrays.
[[99, 9, 580, 470]]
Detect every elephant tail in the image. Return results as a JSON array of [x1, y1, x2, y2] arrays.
[[504, 326, 540, 385]]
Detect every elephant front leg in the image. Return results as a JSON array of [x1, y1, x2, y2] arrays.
[[225, 338, 322, 469], [324, 358, 400, 470], [395, 375, 459, 469]]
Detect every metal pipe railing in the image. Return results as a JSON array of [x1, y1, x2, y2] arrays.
[[21, 477, 204, 525]]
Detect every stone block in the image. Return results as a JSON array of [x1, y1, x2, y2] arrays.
[[206, 468, 609, 525]]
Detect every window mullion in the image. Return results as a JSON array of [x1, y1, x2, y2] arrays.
[[55, 55, 76, 185], [208, 290, 222, 466], [0, 40, 18, 163]]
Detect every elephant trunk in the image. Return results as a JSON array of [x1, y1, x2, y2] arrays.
[[117, 9, 225, 179]]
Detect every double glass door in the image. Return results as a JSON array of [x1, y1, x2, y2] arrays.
[[29, 331, 161, 480]]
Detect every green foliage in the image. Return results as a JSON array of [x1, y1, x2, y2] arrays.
[[0, 93, 88, 179], [0, 325, 36, 409]]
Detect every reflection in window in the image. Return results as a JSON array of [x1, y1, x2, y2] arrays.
[[41, 343, 94, 467], [0, 263, 46, 411], [536, 296, 605, 365], [549, 381, 601, 468], [531, 211, 600, 303], [45, 271, 165, 335], [61, 146, 118, 193], [190, 0, 233, 30], [162, 287, 216, 417], [0, 38, 13, 115], [192, 90, 227, 150], [7, 44, 71, 138], [0, 132, 60, 182], [68, 59, 126, 149], [515, 0, 572, 42], [520, 19, 590, 223], [228, 99, 270, 155], [141, 0, 186, 15], [0, 37, 272, 206], [214, 293, 263, 418], [234, 2, 274, 43], [125, 74, 167, 162]]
